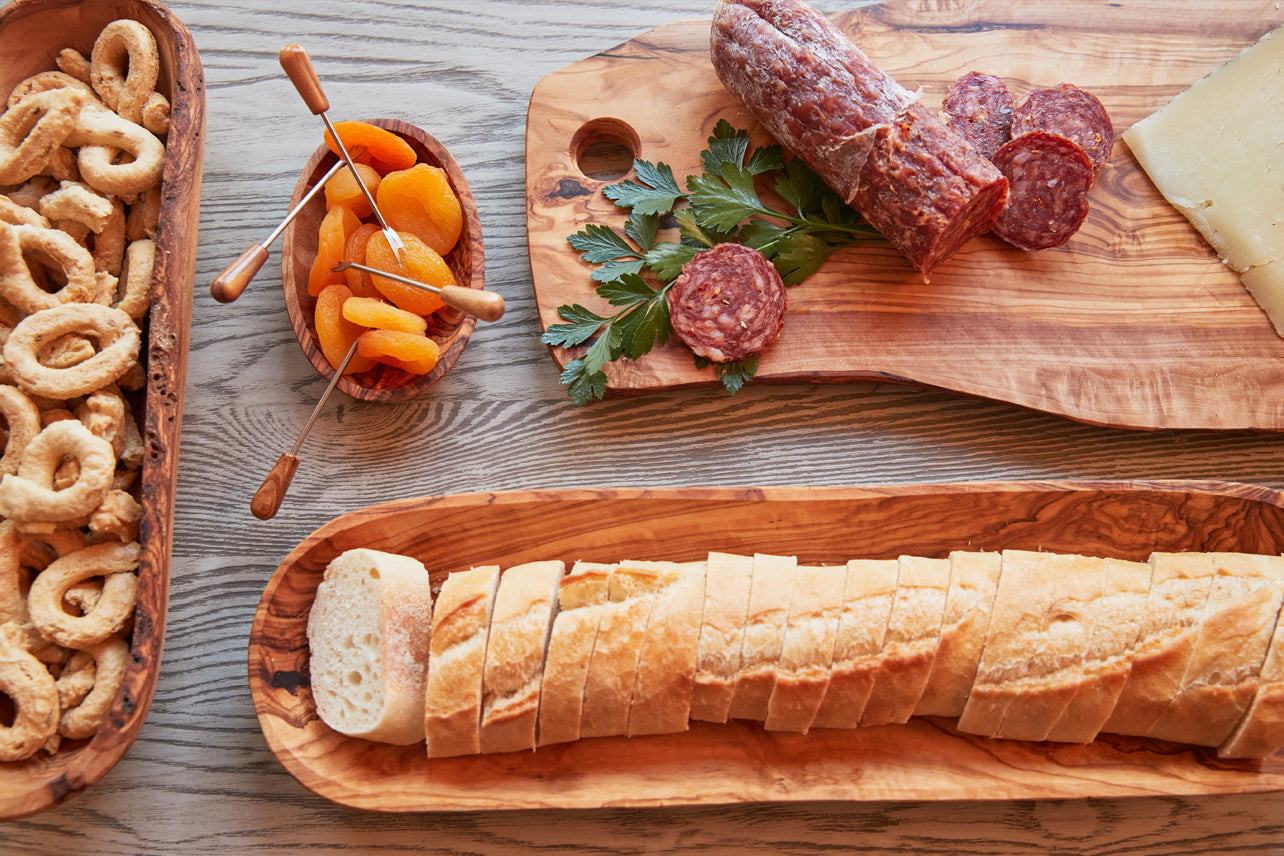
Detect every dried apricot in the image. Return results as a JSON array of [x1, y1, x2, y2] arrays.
[[357, 328, 441, 376], [342, 296, 428, 335], [314, 283, 377, 374], [324, 121, 417, 174], [342, 222, 380, 298], [376, 163, 463, 256], [324, 162, 382, 218], [364, 230, 451, 317], [308, 205, 361, 296]]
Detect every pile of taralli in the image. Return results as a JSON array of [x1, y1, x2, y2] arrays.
[[0, 18, 169, 761], [308, 546, 1284, 760]]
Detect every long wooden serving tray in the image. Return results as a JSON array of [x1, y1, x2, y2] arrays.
[[251, 481, 1284, 811], [0, 0, 202, 820], [525, 0, 1284, 431]]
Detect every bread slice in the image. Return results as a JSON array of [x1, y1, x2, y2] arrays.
[[1219, 557, 1284, 758], [689, 552, 754, 723], [726, 553, 796, 722], [763, 563, 847, 733], [1145, 552, 1284, 747], [1043, 556, 1151, 743], [307, 548, 434, 746], [860, 555, 950, 726], [1101, 552, 1216, 737], [537, 561, 612, 747], [478, 560, 566, 754], [628, 560, 708, 736], [810, 558, 899, 730], [579, 560, 684, 739], [423, 564, 501, 758], [991, 552, 1108, 742], [913, 551, 1002, 718]]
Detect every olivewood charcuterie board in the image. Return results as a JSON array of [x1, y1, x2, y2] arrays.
[[250, 481, 1284, 811], [524, 0, 1284, 430]]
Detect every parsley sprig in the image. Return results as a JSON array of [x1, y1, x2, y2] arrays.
[[542, 120, 877, 406]]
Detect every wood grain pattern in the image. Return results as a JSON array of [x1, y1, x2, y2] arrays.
[[0, 0, 203, 820], [281, 118, 484, 403], [250, 480, 1284, 811], [525, 2, 1284, 430]]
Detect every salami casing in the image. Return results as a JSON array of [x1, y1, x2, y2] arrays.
[[942, 71, 1015, 160], [710, 0, 1008, 280], [990, 131, 1094, 251], [1011, 83, 1114, 171], [666, 243, 786, 363]]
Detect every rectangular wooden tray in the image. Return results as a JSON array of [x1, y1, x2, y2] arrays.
[[525, 0, 1284, 430], [251, 481, 1284, 811]]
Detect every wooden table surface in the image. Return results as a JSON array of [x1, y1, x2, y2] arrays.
[[8, 0, 1284, 851]]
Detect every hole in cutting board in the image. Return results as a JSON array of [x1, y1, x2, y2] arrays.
[[572, 118, 640, 181]]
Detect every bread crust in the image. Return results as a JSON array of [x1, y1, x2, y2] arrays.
[[726, 553, 796, 722], [537, 561, 611, 747], [914, 551, 1001, 718], [424, 565, 501, 758], [690, 552, 754, 723], [628, 561, 708, 736], [764, 563, 847, 733], [811, 559, 898, 730]]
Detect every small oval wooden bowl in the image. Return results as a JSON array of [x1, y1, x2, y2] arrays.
[[0, 0, 204, 820], [281, 119, 484, 403]]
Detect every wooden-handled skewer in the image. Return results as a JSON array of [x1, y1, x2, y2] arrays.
[[278, 43, 405, 264], [250, 338, 359, 520], [209, 158, 347, 303], [333, 261, 506, 322]]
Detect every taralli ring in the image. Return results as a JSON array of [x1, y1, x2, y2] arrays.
[[66, 104, 164, 197], [2, 303, 140, 399], [0, 384, 41, 475], [59, 634, 129, 739], [0, 88, 85, 185], [0, 222, 100, 315], [6, 71, 97, 111], [24, 540, 139, 650], [114, 238, 155, 320], [0, 419, 115, 524], [0, 622, 59, 761], [89, 19, 160, 125]]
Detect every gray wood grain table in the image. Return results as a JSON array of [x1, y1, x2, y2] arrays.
[[9, 0, 1284, 852]]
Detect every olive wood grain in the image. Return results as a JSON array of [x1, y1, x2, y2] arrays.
[[281, 119, 485, 403], [0, 0, 203, 821], [525, 2, 1284, 430], [250, 480, 1284, 812]]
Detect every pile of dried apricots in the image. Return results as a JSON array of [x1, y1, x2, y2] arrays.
[[308, 121, 463, 376]]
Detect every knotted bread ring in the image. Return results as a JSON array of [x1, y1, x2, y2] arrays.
[[0, 88, 85, 185], [6, 71, 96, 111], [67, 104, 164, 197], [0, 383, 41, 475], [89, 19, 159, 125], [0, 419, 115, 525], [59, 634, 129, 739], [114, 238, 154, 320], [3, 303, 140, 399], [0, 622, 59, 761], [25, 540, 139, 649], [0, 222, 100, 315]]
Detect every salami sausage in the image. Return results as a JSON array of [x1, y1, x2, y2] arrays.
[[1011, 83, 1113, 171], [710, 0, 1008, 281], [941, 71, 1015, 160], [990, 131, 1094, 251], [666, 242, 786, 363]]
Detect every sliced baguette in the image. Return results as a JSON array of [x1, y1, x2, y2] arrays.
[[764, 563, 847, 733], [479, 560, 566, 754], [690, 552, 754, 723], [1101, 552, 1216, 737], [1145, 552, 1284, 747], [991, 552, 1108, 742], [860, 555, 950, 726], [726, 553, 796, 722], [810, 558, 899, 730], [423, 564, 501, 758], [537, 561, 612, 747], [1219, 556, 1284, 758], [579, 560, 684, 739], [913, 551, 1002, 718], [306, 548, 435, 746], [628, 560, 708, 736], [1043, 556, 1152, 743]]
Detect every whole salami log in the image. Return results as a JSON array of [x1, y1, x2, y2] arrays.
[[1011, 83, 1114, 171], [990, 131, 1094, 251], [942, 71, 1015, 160], [710, 0, 1009, 281], [666, 242, 786, 362]]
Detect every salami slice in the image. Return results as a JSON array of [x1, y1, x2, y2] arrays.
[[1011, 83, 1114, 170], [666, 243, 786, 363], [990, 131, 1094, 252], [942, 71, 1015, 160], [710, 0, 1009, 281]]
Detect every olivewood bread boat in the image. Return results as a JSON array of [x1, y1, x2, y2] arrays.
[[281, 119, 484, 403], [0, 0, 203, 820], [250, 480, 1284, 812]]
